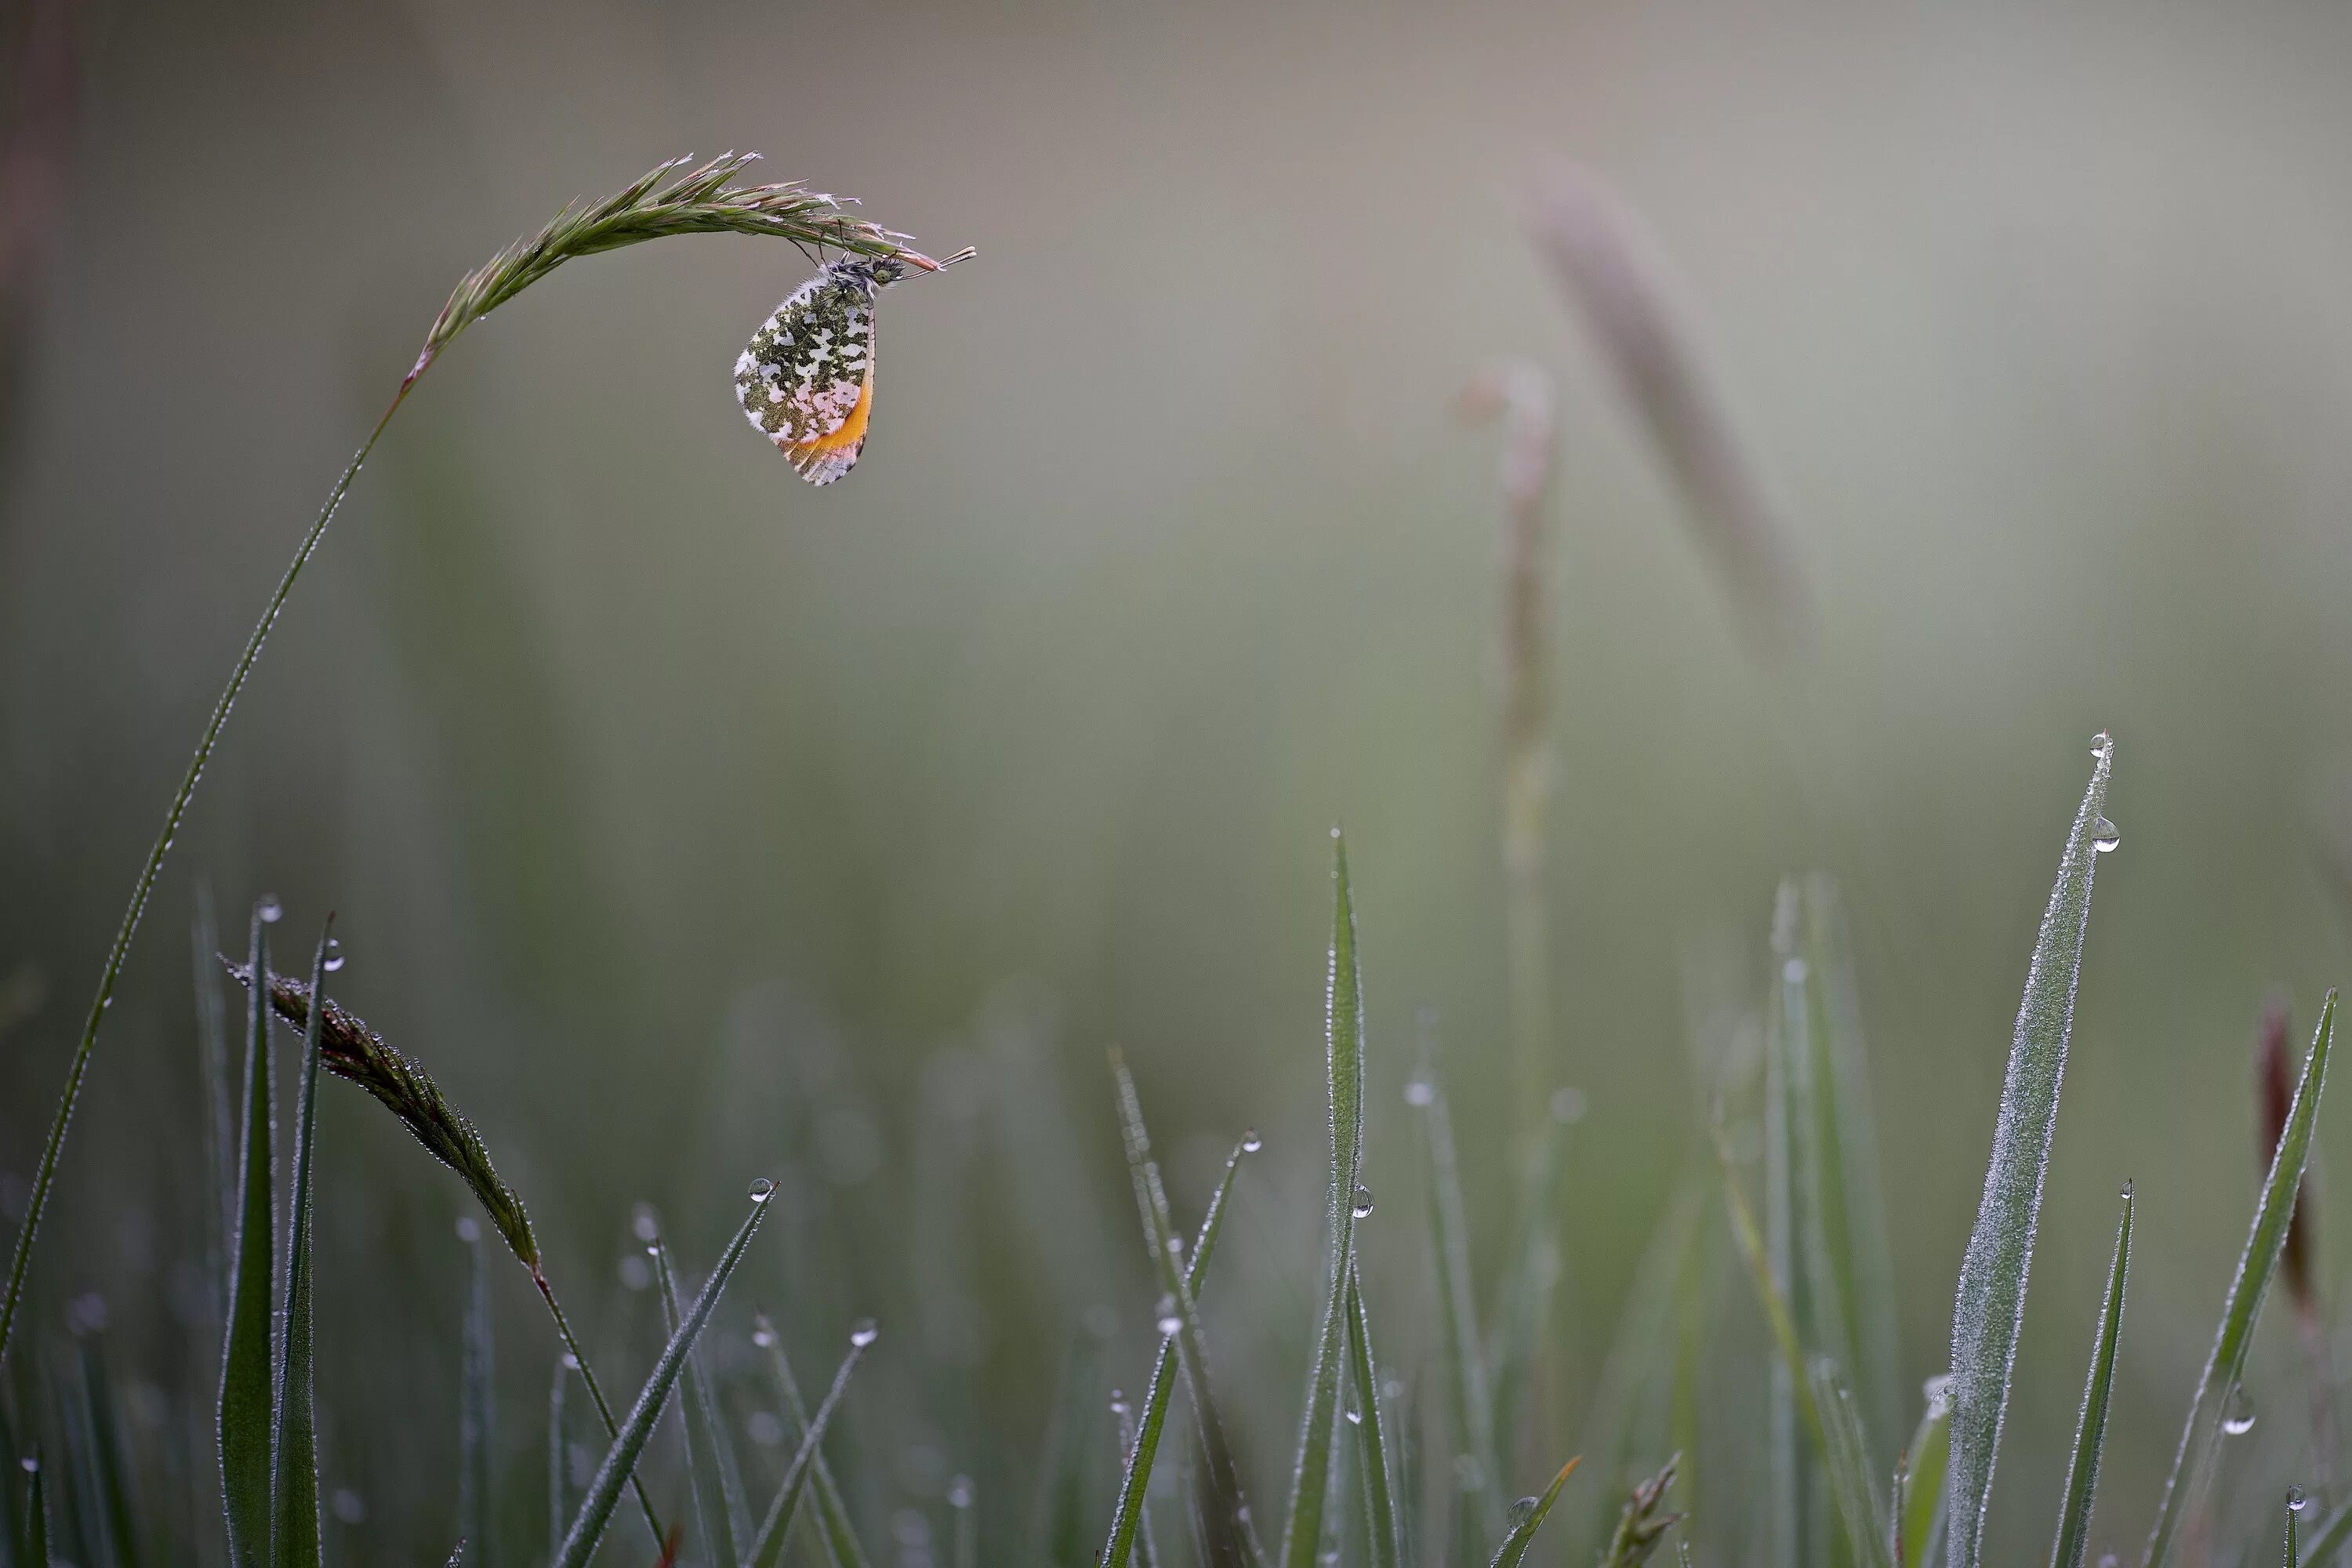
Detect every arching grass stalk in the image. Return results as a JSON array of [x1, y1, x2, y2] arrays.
[[0, 150, 965, 1373]]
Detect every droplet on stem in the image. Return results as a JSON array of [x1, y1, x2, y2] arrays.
[[321, 936, 345, 972], [2090, 816, 2120, 854], [849, 1317, 880, 1348], [257, 895, 284, 924], [1241, 1128, 1263, 1153], [1352, 1185, 1374, 1219], [748, 1176, 775, 1203]]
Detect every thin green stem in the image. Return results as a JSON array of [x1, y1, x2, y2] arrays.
[[535, 1272, 666, 1548], [0, 388, 409, 1374]]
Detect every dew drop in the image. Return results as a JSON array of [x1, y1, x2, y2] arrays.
[[1167, 1235, 1184, 1255], [748, 1176, 775, 1203], [752, 1327, 774, 1348], [2091, 731, 2114, 762], [1344, 1407, 1363, 1425], [1782, 957, 1809, 986], [849, 1318, 880, 1349], [18, 1456, 34, 1474], [257, 895, 284, 924], [321, 937, 346, 972], [2090, 816, 2120, 854], [1241, 1129, 1263, 1153], [1404, 1077, 1436, 1107], [1109, 1388, 1130, 1417], [1352, 1185, 1375, 1219], [2221, 1386, 2256, 1436], [561, 1353, 580, 1370], [2097, 1556, 2118, 1568], [1922, 1373, 1954, 1418], [455, 1216, 479, 1243], [947, 1475, 974, 1510], [2290, 1486, 2310, 1512], [1508, 1496, 1540, 1526], [1156, 1292, 1182, 1335]]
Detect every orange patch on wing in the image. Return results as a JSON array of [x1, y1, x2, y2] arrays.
[[786, 372, 873, 463]]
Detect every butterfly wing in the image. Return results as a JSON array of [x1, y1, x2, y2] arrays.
[[735, 263, 880, 486]]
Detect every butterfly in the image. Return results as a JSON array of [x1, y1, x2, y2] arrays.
[[734, 246, 971, 486]]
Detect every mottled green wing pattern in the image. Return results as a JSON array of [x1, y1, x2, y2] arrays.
[[735, 256, 904, 485]]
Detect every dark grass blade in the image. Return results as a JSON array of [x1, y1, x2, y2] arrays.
[[1900, 1379, 1953, 1568], [457, 1219, 495, 1568], [1486, 1456, 1580, 1568], [194, 887, 237, 1323], [744, 1328, 872, 1568], [1599, 1456, 1681, 1568], [554, 1187, 772, 1568], [268, 925, 331, 1568], [1279, 833, 1370, 1568], [1488, 1113, 1568, 1478], [755, 1316, 874, 1568], [21, 1446, 51, 1567], [1801, 877, 1904, 1453], [1809, 1360, 1892, 1568], [219, 906, 276, 1566], [1347, 1268, 1402, 1568], [1947, 736, 2115, 1568], [1411, 1025, 1505, 1555], [2144, 993, 2337, 1567], [2292, 1492, 2305, 1567], [547, 1355, 570, 1564], [76, 1343, 142, 1568], [655, 1242, 743, 1568], [2049, 1185, 2132, 1568], [1111, 1392, 1162, 1568], [1110, 1057, 1264, 1567], [1100, 1133, 1254, 1568]]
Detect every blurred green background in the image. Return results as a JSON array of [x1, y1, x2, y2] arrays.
[[8, 0, 2352, 1561]]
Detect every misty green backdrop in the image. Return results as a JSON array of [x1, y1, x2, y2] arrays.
[[5, 0, 2352, 1561]]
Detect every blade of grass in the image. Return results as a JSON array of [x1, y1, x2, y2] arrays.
[[2305, 1497, 2352, 1566], [1101, 1134, 1255, 1568], [457, 1218, 495, 1568], [655, 1241, 744, 1568], [1110, 1392, 1162, 1568], [1600, 1455, 1681, 1568], [1809, 1359, 1893, 1568], [547, 1355, 571, 1565], [1279, 831, 1370, 1568], [267, 924, 332, 1568], [1802, 876, 1904, 1454], [21, 1447, 49, 1567], [744, 1327, 872, 1568], [951, 1475, 977, 1568], [2049, 1184, 2132, 1568], [1762, 898, 1809, 1568], [1486, 1456, 1580, 1568], [554, 1185, 772, 1568], [0, 152, 963, 1377], [194, 886, 237, 1323], [1409, 1019, 1505, 1555], [1110, 1056, 1263, 1567], [1348, 1268, 1403, 1568], [220, 905, 277, 1567], [754, 1316, 874, 1568], [1900, 1378, 1952, 1568], [76, 1341, 143, 1568], [2292, 1491, 2306, 1568], [1947, 734, 2116, 1568], [2143, 993, 2337, 1567], [1487, 1112, 1568, 1479]]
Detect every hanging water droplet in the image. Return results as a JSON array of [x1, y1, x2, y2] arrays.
[[1157, 1311, 1182, 1337], [1922, 1373, 1954, 1417], [321, 937, 345, 972], [562, 1353, 580, 1370], [1241, 1129, 1263, 1153], [849, 1318, 880, 1349], [748, 1177, 775, 1203], [18, 1456, 34, 1474], [1109, 1388, 1130, 1417], [2221, 1386, 2256, 1436], [257, 895, 284, 924], [1352, 1185, 1374, 1218], [1167, 1234, 1184, 1255], [1404, 1077, 1436, 1107], [2121, 1178, 2134, 1200], [2091, 731, 2114, 762], [2289, 1486, 2310, 1512], [2090, 816, 2120, 854], [751, 1327, 774, 1348], [1508, 1496, 1540, 1526], [947, 1475, 974, 1510], [1344, 1407, 1363, 1425]]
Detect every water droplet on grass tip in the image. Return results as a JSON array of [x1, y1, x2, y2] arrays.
[[948, 1475, 974, 1509], [2091, 731, 2113, 761], [1242, 1129, 1262, 1152], [1782, 958, 1808, 985], [1352, 1185, 1374, 1218], [1509, 1496, 1539, 1526], [18, 1457, 34, 1474], [2091, 816, 2120, 853], [258, 896, 283, 924], [748, 1177, 775, 1203], [2290, 1486, 2310, 1512], [2222, 1386, 2256, 1436], [321, 937, 345, 971], [752, 1327, 774, 1347], [850, 1318, 880, 1348], [1404, 1077, 1436, 1107]]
